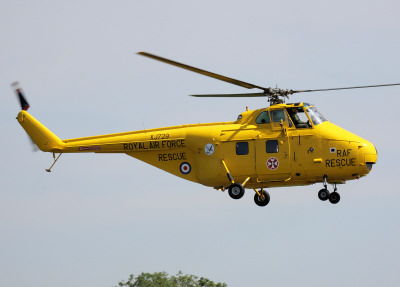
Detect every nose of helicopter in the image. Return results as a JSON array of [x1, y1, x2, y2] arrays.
[[319, 122, 378, 176], [359, 140, 378, 174]]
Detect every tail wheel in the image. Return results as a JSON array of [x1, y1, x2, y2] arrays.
[[254, 190, 270, 207], [228, 183, 245, 200], [318, 188, 330, 201]]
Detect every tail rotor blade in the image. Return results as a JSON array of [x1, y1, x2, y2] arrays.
[[11, 82, 37, 151], [27, 135, 39, 152], [11, 81, 30, 111]]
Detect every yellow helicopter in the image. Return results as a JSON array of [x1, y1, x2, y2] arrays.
[[13, 52, 398, 206]]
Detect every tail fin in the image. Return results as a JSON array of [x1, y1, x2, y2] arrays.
[[17, 111, 65, 152]]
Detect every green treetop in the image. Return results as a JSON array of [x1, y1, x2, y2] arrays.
[[115, 271, 227, 287]]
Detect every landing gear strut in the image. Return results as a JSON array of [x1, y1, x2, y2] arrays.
[[222, 160, 271, 206], [318, 175, 340, 204], [223, 160, 249, 201]]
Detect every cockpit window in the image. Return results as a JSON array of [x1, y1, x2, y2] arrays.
[[287, 107, 309, 128], [271, 110, 285, 122], [256, 111, 270, 124], [306, 107, 327, 125]]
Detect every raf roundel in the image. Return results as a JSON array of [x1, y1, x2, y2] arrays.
[[266, 157, 279, 170], [180, 162, 191, 174]]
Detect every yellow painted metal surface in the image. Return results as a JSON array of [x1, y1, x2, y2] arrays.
[[17, 102, 377, 190]]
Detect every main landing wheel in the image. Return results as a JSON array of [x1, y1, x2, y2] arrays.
[[228, 183, 245, 200], [329, 192, 340, 204], [318, 188, 330, 201], [254, 190, 270, 207]]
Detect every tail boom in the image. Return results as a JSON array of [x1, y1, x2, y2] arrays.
[[16, 111, 188, 154], [17, 111, 65, 152]]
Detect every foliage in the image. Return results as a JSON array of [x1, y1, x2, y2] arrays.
[[115, 271, 227, 287]]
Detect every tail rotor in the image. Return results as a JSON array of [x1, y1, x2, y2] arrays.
[[12, 81, 30, 111], [11, 81, 38, 151]]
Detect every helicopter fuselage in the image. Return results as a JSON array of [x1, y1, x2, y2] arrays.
[[12, 51, 390, 205], [17, 102, 377, 191]]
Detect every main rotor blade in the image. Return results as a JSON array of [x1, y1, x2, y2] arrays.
[[138, 52, 268, 91], [293, 83, 400, 94], [191, 93, 267, 98]]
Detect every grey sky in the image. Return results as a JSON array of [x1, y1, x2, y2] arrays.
[[1, 1, 400, 286]]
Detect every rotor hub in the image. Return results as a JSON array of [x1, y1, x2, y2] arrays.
[[265, 88, 294, 105]]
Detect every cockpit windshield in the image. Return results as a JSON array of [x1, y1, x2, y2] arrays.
[[306, 107, 327, 126]]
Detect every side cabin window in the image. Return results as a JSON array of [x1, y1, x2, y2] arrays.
[[236, 142, 249, 155], [256, 111, 270, 124], [270, 109, 293, 128], [266, 140, 279, 153], [271, 110, 285, 122]]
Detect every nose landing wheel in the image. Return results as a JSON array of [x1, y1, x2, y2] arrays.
[[329, 191, 340, 204], [319, 176, 341, 204], [318, 188, 330, 201]]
